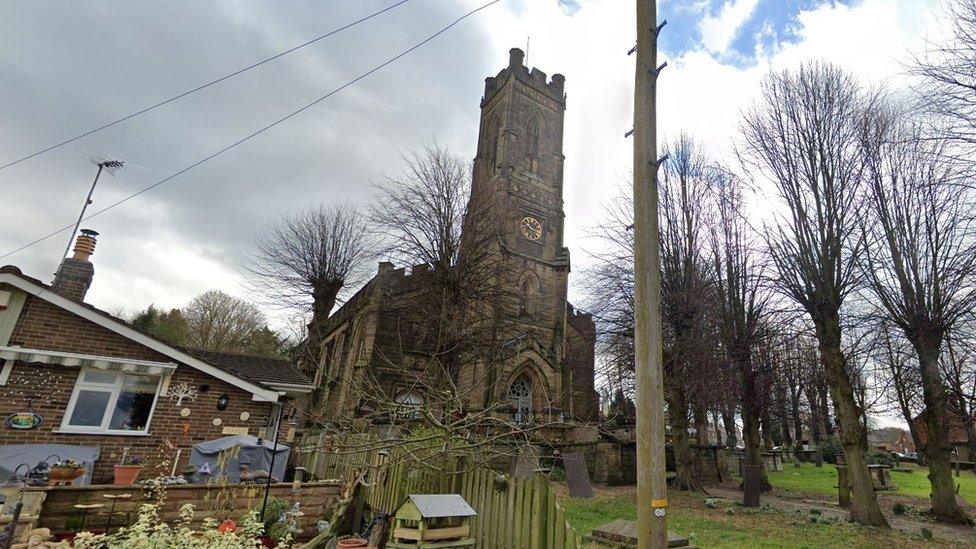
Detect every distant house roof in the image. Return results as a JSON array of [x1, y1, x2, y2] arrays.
[[911, 410, 971, 447], [183, 347, 311, 392], [0, 266, 309, 400]]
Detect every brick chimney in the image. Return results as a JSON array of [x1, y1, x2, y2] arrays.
[[52, 229, 98, 302]]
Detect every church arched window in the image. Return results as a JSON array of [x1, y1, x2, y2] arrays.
[[508, 376, 533, 424]]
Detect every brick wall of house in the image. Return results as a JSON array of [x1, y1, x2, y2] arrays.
[[0, 295, 280, 483]]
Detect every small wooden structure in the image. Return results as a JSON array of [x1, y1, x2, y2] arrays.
[[389, 494, 476, 548]]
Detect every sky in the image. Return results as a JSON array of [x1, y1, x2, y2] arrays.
[[0, 0, 950, 334]]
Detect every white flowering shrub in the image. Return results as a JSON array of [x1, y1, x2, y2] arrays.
[[73, 501, 276, 548]]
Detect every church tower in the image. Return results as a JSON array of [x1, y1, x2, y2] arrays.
[[469, 48, 577, 417]]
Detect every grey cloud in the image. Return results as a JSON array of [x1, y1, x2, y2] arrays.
[[0, 0, 493, 312]]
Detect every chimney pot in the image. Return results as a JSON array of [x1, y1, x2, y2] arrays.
[[53, 229, 97, 301]]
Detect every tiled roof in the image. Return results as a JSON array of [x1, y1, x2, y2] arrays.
[[182, 347, 310, 388], [0, 265, 309, 393]]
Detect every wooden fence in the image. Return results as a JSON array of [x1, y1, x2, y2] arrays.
[[295, 432, 377, 483], [364, 454, 578, 548], [294, 432, 580, 548]]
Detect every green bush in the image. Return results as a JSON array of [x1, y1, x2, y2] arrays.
[[820, 436, 843, 464]]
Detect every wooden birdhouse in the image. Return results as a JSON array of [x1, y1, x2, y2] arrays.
[[388, 494, 477, 548]]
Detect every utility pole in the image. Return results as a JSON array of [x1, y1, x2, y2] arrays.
[[633, 0, 667, 548]]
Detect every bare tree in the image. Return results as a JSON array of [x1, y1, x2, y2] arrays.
[[363, 144, 519, 418], [913, 0, 976, 150], [858, 102, 976, 522], [710, 167, 774, 489], [182, 290, 267, 352], [247, 203, 370, 373], [658, 134, 717, 491], [741, 61, 888, 526]]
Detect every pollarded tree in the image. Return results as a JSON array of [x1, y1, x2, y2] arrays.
[[247, 204, 370, 374], [741, 61, 888, 526], [858, 101, 976, 522], [709, 167, 774, 489], [913, 0, 976, 150], [658, 134, 718, 491]]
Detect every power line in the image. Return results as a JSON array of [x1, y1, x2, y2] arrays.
[[1, 0, 503, 261], [0, 0, 411, 173]]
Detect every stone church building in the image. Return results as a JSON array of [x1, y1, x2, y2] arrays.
[[308, 49, 598, 427]]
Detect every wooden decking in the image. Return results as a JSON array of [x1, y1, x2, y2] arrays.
[[585, 519, 696, 548]]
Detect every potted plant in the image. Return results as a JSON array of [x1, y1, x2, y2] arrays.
[[113, 455, 145, 485], [48, 459, 86, 485]]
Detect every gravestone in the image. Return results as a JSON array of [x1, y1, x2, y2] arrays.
[[563, 452, 594, 499], [510, 445, 540, 479]]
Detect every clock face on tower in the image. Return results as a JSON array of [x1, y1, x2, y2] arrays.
[[520, 216, 543, 241]]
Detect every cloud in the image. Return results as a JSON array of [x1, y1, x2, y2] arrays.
[[699, 0, 760, 54], [0, 0, 951, 355]]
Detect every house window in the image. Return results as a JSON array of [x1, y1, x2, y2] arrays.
[[61, 368, 162, 434]]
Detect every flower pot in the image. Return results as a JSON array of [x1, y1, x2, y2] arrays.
[[48, 467, 85, 485], [258, 535, 276, 547], [336, 538, 367, 548], [113, 465, 143, 485]]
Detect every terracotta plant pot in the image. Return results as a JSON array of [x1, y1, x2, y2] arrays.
[[48, 467, 85, 484], [113, 465, 143, 485], [336, 538, 367, 548]]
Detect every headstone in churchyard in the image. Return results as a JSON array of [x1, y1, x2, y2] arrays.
[[563, 452, 594, 499], [511, 445, 540, 479]]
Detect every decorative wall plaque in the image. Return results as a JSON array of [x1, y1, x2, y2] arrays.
[[212, 418, 222, 427], [5, 411, 42, 430], [239, 411, 250, 421]]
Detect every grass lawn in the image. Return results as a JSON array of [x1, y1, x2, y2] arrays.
[[561, 488, 957, 548], [768, 462, 976, 504]]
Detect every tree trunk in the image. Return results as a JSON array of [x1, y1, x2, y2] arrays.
[[805, 384, 824, 445], [669, 389, 703, 491], [712, 409, 724, 447], [915, 343, 970, 523], [722, 408, 738, 451], [742, 392, 771, 492], [818, 324, 889, 527], [306, 282, 341, 375], [694, 403, 709, 446], [791, 388, 804, 448]]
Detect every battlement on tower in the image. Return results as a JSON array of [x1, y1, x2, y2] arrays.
[[482, 48, 565, 107]]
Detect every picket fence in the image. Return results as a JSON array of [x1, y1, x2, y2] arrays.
[[295, 432, 580, 549]]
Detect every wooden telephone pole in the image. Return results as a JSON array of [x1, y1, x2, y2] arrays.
[[633, 0, 667, 547]]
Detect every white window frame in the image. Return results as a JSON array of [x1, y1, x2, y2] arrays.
[[0, 359, 12, 385], [58, 368, 162, 436]]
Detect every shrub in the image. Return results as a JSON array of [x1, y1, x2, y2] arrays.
[[921, 527, 933, 540], [819, 436, 843, 464], [261, 497, 301, 544], [73, 501, 270, 548]]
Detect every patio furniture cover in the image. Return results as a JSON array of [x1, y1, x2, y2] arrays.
[[188, 434, 289, 484]]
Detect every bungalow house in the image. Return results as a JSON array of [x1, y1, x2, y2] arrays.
[[0, 231, 312, 483]]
